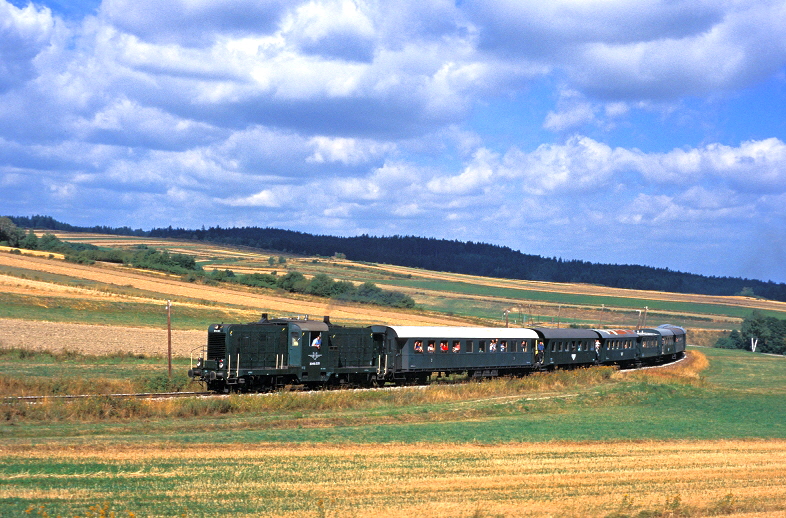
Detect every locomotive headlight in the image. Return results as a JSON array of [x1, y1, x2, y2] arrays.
[[196, 358, 203, 368], [218, 358, 225, 369]]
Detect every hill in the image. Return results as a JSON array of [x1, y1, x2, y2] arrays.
[[8, 214, 786, 302]]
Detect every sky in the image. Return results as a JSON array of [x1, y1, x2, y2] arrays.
[[2, 0, 786, 283]]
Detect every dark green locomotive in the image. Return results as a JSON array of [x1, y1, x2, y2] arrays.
[[188, 314, 386, 392]]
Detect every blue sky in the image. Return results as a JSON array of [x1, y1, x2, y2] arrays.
[[2, 0, 785, 283]]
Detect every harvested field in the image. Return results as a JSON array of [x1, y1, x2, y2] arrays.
[[0, 318, 204, 357], [0, 252, 475, 327], [3, 440, 785, 517]]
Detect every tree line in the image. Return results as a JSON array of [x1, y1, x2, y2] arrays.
[[715, 312, 786, 355], [7, 214, 786, 302]]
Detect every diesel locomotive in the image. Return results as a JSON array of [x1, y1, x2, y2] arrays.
[[188, 314, 686, 392]]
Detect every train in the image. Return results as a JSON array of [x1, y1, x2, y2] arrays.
[[187, 314, 687, 393]]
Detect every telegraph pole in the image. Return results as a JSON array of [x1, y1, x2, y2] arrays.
[[167, 300, 172, 377]]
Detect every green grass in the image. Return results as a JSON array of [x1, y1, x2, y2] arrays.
[[3, 347, 785, 445], [699, 346, 786, 393], [0, 348, 198, 396]]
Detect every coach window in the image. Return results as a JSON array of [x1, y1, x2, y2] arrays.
[[479, 341, 486, 353], [413, 340, 423, 354], [452, 341, 461, 353], [571, 341, 577, 352], [427, 340, 436, 353], [466, 340, 474, 353], [500, 341, 507, 352], [509, 341, 517, 353]]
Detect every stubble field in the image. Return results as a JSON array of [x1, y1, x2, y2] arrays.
[[3, 440, 785, 517]]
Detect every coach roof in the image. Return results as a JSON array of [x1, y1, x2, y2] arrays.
[[532, 328, 599, 339], [378, 326, 539, 340]]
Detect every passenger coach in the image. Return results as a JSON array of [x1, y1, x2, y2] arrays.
[[369, 326, 540, 382]]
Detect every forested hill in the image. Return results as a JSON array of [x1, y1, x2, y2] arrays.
[[9, 215, 786, 302]]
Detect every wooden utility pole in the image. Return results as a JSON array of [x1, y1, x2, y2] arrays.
[[167, 300, 172, 377]]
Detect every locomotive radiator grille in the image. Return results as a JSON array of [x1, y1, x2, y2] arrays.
[[207, 332, 226, 360]]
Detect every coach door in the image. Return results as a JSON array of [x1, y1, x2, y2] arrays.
[[287, 324, 302, 371]]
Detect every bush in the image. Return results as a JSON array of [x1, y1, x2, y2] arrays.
[[139, 372, 194, 393]]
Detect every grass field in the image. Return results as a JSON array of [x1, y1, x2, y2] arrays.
[[2, 348, 785, 516]]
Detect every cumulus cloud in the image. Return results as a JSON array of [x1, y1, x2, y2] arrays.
[[285, 0, 376, 62], [464, 0, 786, 100], [99, 0, 289, 47], [307, 136, 395, 165], [0, 2, 56, 92]]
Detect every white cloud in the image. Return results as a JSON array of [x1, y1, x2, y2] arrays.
[[221, 188, 286, 207], [0, 2, 56, 92], [307, 136, 395, 165], [99, 0, 288, 47], [285, 0, 376, 62], [426, 148, 498, 195], [543, 104, 596, 132], [464, 0, 786, 100]]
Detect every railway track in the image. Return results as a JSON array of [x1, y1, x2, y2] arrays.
[[2, 391, 213, 403], [4, 353, 685, 403]]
